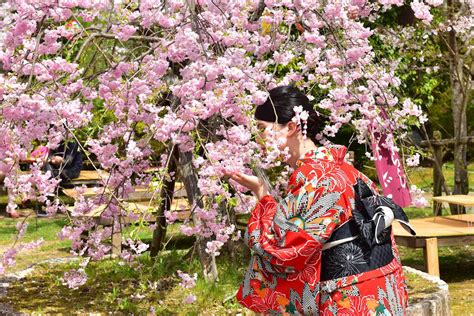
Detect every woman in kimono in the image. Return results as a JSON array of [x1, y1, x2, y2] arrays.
[[227, 86, 409, 315]]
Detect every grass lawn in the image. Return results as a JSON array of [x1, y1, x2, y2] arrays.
[[0, 215, 72, 272], [2, 236, 463, 315], [407, 162, 474, 193], [399, 244, 474, 315]]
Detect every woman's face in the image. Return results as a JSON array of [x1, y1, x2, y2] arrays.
[[255, 120, 289, 153]]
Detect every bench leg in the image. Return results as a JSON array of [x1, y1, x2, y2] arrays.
[[111, 220, 122, 256], [423, 237, 440, 277], [433, 201, 442, 217]]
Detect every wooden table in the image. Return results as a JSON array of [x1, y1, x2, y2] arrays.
[[433, 194, 474, 215], [393, 214, 474, 277]]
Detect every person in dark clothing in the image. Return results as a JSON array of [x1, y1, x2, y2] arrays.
[[44, 140, 83, 183], [36, 140, 83, 217]]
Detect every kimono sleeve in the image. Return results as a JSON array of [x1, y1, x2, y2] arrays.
[[244, 174, 349, 272]]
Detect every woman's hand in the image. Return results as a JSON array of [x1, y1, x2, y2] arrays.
[[50, 156, 64, 166], [224, 171, 269, 200]]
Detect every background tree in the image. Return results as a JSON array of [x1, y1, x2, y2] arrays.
[[371, 1, 473, 213]]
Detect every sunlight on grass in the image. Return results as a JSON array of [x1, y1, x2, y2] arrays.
[[0, 216, 70, 244], [407, 163, 474, 192]]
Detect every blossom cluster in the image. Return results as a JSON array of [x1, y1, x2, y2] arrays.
[[0, 0, 441, 301]]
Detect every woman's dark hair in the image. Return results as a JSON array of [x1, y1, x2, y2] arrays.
[[254, 85, 325, 142]]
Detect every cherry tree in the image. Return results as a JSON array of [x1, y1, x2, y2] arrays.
[[0, 0, 436, 291]]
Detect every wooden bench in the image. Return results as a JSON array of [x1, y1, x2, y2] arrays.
[[67, 169, 110, 187], [63, 186, 152, 201], [393, 214, 474, 277], [63, 182, 188, 201], [69, 201, 152, 255], [65, 183, 191, 255], [17, 169, 108, 185]]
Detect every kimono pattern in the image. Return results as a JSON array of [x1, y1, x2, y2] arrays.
[[236, 145, 408, 315]]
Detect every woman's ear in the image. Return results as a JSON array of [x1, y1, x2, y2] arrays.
[[285, 121, 299, 137]]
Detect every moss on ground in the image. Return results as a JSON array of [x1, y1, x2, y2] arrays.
[[1, 248, 249, 315], [1, 247, 446, 315], [405, 272, 438, 305]]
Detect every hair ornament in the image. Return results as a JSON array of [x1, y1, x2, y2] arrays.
[[292, 105, 309, 139]]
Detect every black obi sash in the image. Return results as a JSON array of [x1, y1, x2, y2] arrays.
[[320, 179, 416, 281]]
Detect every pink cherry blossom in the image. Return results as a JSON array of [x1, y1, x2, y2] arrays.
[[177, 270, 197, 289], [61, 269, 88, 289], [411, 0, 433, 25], [406, 153, 421, 167], [184, 294, 197, 304]]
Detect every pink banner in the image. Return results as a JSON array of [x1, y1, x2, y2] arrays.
[[371, 132, 412, 207]]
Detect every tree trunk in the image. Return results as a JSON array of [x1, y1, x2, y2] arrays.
[[221, 199, 236, 261], [450, 55, 468, 199], [150, 146, 179, 257], [447, 0, 469, 214], [431, 131, 447, 215], [179, 149, 218, 282], [432, 145, 445, 215]]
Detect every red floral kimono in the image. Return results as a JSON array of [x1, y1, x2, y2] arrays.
[[236, 145, 408, 315]]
